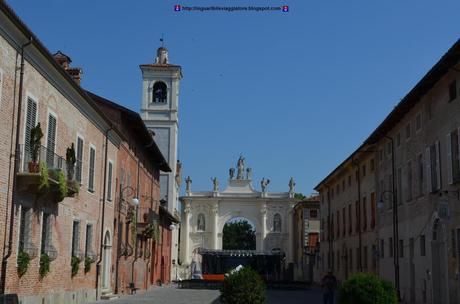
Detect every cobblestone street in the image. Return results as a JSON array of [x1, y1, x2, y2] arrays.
[[89, 285, 324, 304]]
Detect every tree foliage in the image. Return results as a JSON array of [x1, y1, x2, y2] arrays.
[[223, 220, 256, 250], [294, 193, 306, 200], [339, 273, 397, 304], [221, 267, 266, 304]]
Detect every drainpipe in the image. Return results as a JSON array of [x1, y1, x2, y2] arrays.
[[114, 179, 122, 294], [0, 37, 33, 294], [145, 173, 154, 288], [95, 126, 112, 299]]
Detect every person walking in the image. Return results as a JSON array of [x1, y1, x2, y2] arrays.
[[321, 270, 338, 304]]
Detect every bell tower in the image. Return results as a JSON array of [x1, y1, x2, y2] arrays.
[[140, 46, 182, 215]]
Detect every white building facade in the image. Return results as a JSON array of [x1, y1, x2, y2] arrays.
[[179, 157, 297, 270], [140, 46, 182, 278]]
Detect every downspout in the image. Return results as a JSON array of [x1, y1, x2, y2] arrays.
[[130, 158, 140, 289], [95, 126, 112, 299], [114, 179, 122, 294], [1, 37, 33, 294], [145, 171, 154, 288]]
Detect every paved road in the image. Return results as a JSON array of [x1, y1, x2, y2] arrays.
[[90, 285, 324, 304]]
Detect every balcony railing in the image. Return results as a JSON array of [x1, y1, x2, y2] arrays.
[[17, 144, 81, 198]]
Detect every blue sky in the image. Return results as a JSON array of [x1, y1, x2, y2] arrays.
[[8, 0, 460, 195]]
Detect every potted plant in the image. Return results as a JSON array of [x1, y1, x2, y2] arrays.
[[28, 123, 43, 173], [66, 143, 76, 180]]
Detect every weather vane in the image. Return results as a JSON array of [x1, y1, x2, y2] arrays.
[[160, 34, 165, 47]]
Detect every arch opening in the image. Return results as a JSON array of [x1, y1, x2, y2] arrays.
[[222, 217, 256, 250], [152, 81, 167, 103]]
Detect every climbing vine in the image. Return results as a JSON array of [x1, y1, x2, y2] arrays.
[[39, 252, 50, 278], [17, 250, 30, 277]]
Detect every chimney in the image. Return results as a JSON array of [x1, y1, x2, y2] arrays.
[[53, 51, 83, 85]]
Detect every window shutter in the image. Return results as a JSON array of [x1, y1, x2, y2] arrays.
[[447, 133, 453, 185], [436, 141, 441, 190], [25, 98, 37, 160], [76, 137, 83, 182], [426, 147, 432, 193], [458, 128, 460, 178], [46, 215, 52, 249], [88, 148, 95, 191], [107, 162, 113, 200], [46, 115, 57, 167]]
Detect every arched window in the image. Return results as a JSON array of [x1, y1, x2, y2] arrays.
[[197, 213, 206, 231], [273, 213, 281, 232], [152, 81, 167, 103]]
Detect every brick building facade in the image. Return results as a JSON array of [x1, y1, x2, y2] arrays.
[[0, 2, 173, 303]]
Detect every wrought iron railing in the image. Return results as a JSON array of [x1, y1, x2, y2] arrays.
[[19, 144, 81, 181]]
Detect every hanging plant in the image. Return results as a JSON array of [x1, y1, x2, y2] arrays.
[[71, 256, 80, 277], [130, 211, 137, 248], [38, 161, 50, 192], [17, 250, 30, 277], [66, 143, 77, 180], [39, 252, 50, 278], [56, 170, 68, 201], [28, 123, 43, 173], [84, 256, 94, 273]]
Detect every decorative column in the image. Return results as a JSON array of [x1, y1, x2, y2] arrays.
[[183, 201, 191, 264], [260, 204, 267, 251], [212, 203, 219, 249]]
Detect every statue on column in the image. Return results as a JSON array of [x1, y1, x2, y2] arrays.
[[261, 178, 270, 192], [236, 155, 245, 179], [246, 168, 252, 180], [229, 168, 235, 180], [185, 176, 192, 192], [288, 177, 296, 193], [211, 177, 219, 192]]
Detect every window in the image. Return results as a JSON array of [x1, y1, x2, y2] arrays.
[[389, 237, 393, 258], [331, 188, 334, 199], [342, 180, 345, 192], [451, 230, 456, 258], [336, 184, 339, 195], [370, 159, 375, 171], [427, 142, 441, 192], [197, 213, 206, 231], [310, 209, 318, 218], [336, 210, 340, 238], [19, 207, 31, 253], [85, 224, 93, 257], [24, 98, 38, 161], [380, 180, 384, 201], [362, 164, 366, 177], [396, 132, 401, 147], [363, 246, 368, 269], [349, 249, 352, 270], [370, 192, 376, 229], [399, 239, 404, 258], [337, 250, 340, 271], [416, 113, 422, 131], [379, 149, 384, 163], [447, 129, 460, 184], [406, 123, 411, 140], [362, 196, 367, 230], [41, 213, 52, 254], [152, 81, 167, 103], [88, 146, 96, 192], [380, 239, 384, 258], [417, 153, 424, 196], [76, 137, 83, 182], [397, 168, 402, 204], [355, 201, 360, 233], [406, 161, 413, 202], [420, 235, 426, 256], [331, 213, 334, 240], [71, 221, 80, 257], [342, 207, 346, 237], [348, 175, 351, 187], [107, 161, 113, 201], [348, 204, 352, 235], [386, 142, 392, 156], [46, 113, 57, 167], [449, 80, 457, 102], [356, 248, 360, 270]]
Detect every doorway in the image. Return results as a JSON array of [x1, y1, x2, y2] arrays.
[[102, 231, 112, 289]]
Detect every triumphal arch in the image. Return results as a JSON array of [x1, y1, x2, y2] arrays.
[[179, 156, 297, 269]]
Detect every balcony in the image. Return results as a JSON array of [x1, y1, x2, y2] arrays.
[[136, 208, 159, 239], [16, 145, 80, 201]]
